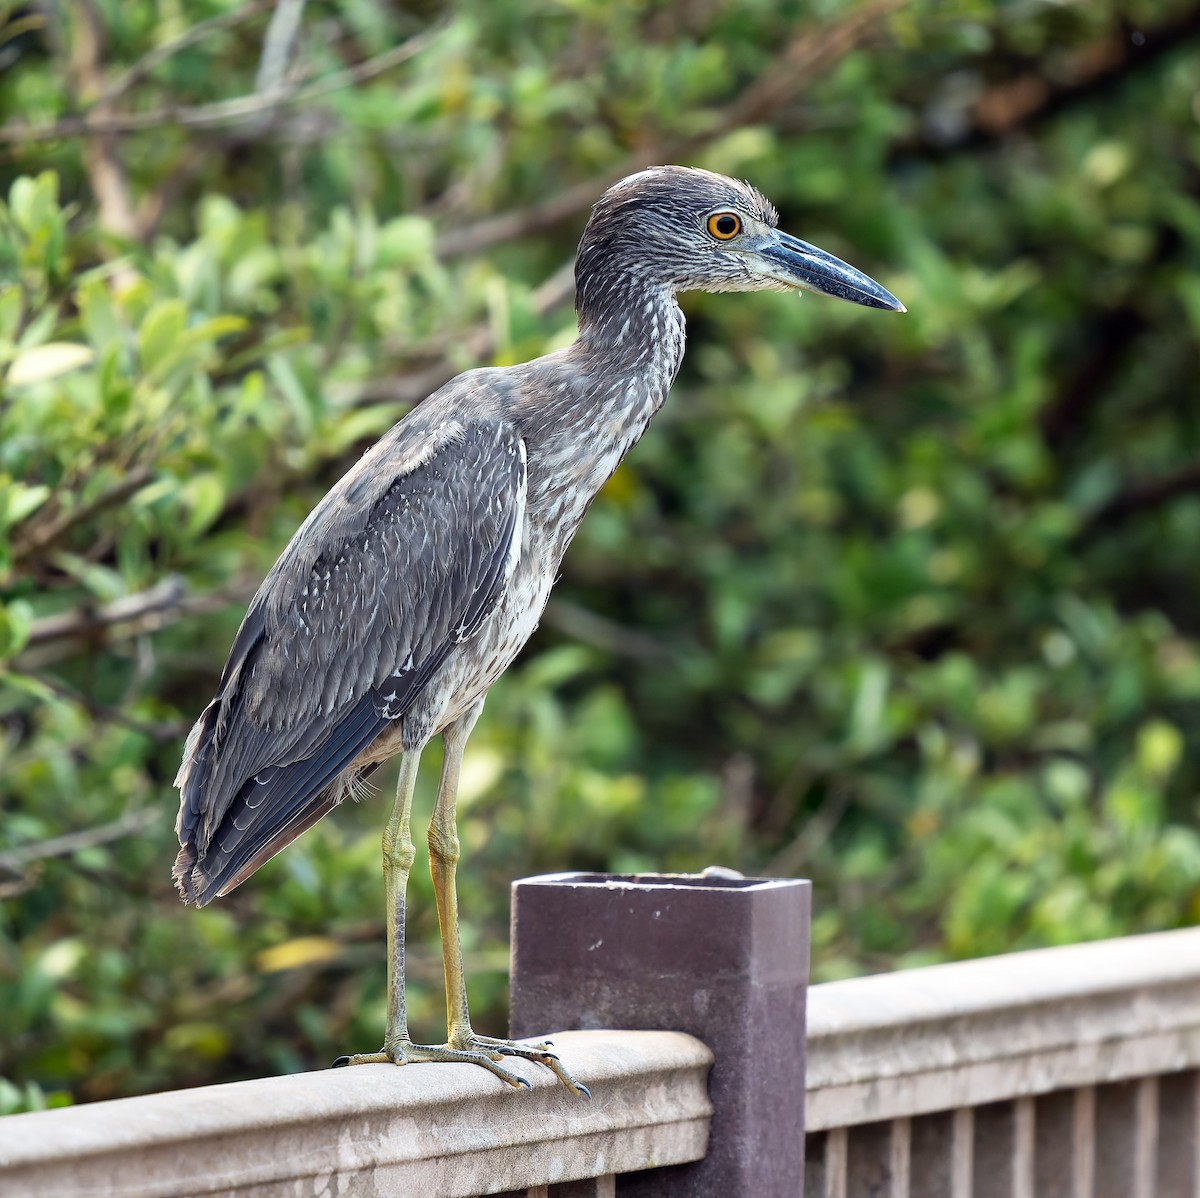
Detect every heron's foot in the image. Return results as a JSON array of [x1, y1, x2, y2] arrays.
[[332, 1035, 589, 1098], [331, 1040, 529, 1089], [472, 1034, 591, 1099]]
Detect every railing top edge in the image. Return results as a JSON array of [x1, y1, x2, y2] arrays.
[[517, 870, 805, 894], [807, 926, 1200, 1038], [0, 1029, 713, 1169]]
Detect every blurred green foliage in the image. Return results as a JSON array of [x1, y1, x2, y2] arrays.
[[2, 0, 1200, 1109]]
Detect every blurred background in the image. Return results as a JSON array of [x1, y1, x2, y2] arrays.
[[2, 0, 1199, 1113]]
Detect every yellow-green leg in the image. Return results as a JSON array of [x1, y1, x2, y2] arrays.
[[335, 707, 588, 1096], [425, 705, 589, 1096], [335, 739, 510, 1078], [427, 705, 476, 1048], [384, 749, 420, 1053], [334, 747, 421, 1065]]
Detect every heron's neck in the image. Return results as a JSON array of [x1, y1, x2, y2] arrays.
[[574, 275, 687, 407], [563, 276, 686, 467], [517, 277, 686, 532]]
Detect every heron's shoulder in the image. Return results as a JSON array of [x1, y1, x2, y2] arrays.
[[296, 382, 519, 526], [258, 394, 524, 603]]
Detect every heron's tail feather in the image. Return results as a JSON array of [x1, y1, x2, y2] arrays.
[[174, 695, 388, 906]]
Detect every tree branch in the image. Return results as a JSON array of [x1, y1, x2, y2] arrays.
[[67, 0, 139, 240], [21, 576, 190, 648], [436, 0, 904, 261], [11, 465, 155, 564], [0, 806, 161, 875], [436, 165, 662, 261], [347, 6, 906, 405], [891, 3, 1200, 161], [254, 0, 306, 95], [93, 0, 276, 108], [542, 598, 670, 660], [13, 581, 243, 671], [1079, 461, 1200, 539], [7, 663, 189, 740], [0, 22, 443, 144], [724, 0, 904, 130]]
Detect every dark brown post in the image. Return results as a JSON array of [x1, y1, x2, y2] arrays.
[[510, 871, 811, 1198]]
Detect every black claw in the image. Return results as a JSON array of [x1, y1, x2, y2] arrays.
[[576, 1083, 592, 1100], [332, 1055, 351, 1068], [517, 1076, 533, 1091]]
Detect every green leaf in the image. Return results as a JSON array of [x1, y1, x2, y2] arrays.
[[0, 285, 23, 347], [1137, 721, 1183, 781], [137, 300, 188, 375], [0, 600, 33, 658], [182, 473, 225, 537], [8, 175, 44, 235], [15, 304, 60, 351], [376, 216, 437, 268], [177, 315, 248, 348], [266, 353, 315, 435], [77, 278, 125, 350], [0, 481, 51, 528], [7, 173, 65, 275]]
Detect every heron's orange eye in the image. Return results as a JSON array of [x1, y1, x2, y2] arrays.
[[707, 212, 742, 240]]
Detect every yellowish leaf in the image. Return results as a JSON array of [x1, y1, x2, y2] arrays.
[[6, 342, 94, 386], [256, 936, 341, 974]]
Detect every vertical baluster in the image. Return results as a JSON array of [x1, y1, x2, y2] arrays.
[[825, 1127, 848, 1198], [1133, 1077, 1159, 1198], [890, 1117, 911, 1198], [1074, 1086, 1096, 1198], [1155, 1070, 1200, 1197], [1012, 1096, 1034, 1198], [951, 1107, 973, 1198]]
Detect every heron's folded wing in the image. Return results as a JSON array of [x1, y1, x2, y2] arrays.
[[174, 418, 527, 904]]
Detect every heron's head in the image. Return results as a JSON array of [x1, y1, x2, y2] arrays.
[[576, 165, 904, 315]]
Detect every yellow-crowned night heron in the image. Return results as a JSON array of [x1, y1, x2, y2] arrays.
[[174, 166, 903, 1095]]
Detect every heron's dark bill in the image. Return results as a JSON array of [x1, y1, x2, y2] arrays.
[[761, 231, 905, 312]]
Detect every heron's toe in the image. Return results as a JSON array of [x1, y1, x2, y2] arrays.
[[330, 1038, 586, 1096], [468, 1035, 591, 1099], [402, 1041, 531, 1089], [331, 1049, 398, 1067]]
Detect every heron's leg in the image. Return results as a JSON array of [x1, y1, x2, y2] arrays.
[[337, 708, 588, 1095], [383, 748, 421, 1054], [333, 748, 421, 1068], [411, 703, 589, 1097], [426, 701, 482, 1048]]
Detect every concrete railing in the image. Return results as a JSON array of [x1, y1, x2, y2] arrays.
[[804, 926, 1200, 1198], [0, 1030, 712, 1198]]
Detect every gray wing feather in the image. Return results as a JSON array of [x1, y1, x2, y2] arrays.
[[174, 418, 526, 904]]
